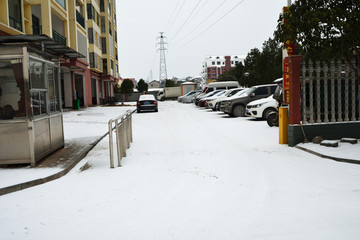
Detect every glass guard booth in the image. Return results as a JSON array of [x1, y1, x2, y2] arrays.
[[0, 44, 63, 166]]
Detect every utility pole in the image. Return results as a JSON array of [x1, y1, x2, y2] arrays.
[[157, 32, 168, 86]]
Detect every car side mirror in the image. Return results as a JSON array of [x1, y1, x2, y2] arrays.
[[250, 93, 255, 97]]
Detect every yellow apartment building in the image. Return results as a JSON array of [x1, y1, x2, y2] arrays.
[[0, 0, 119, 108]]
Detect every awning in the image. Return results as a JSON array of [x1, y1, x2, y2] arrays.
[[0, 35, 85, 59]]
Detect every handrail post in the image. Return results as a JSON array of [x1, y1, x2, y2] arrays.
[[108, 120, 114, 168], [115, 120, 122, 167]]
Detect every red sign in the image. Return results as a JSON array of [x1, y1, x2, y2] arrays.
[[283, 58, 290, 104], [282, 6, 295, 104]]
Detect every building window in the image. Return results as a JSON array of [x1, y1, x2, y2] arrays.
[[109, 21, 112, 35], [101, 16, 106, 33], [55, 0, 66, 9], [102, 59, 108, 75], [217, 61, 220, 65], [114, 30, 117, 43], [87, 4, 94, 20], [101, 37, 107, 54], [89, 52, 95, 68], [108, 0, 111, 14], [88, 28, 94, 44], [110, 60, 114, 76], [212, 61, 215, 65], [8, 0, 22, 31], [100, 0, 105, 12]]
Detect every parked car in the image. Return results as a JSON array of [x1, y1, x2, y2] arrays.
[[177, 90, 201, 103], [137, 94, 158, 113], [198, 90, 226, 108], [219, 84, 277, 117], [194, 81, 241, 104], [194, 90, 222, 106], [245, 95, 279, 119], [207, 88, 245, 111]]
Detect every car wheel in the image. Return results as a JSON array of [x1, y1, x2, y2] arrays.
[[232, 105, 245, 117], [263, 108, 275, 119], [137, 110, 140, 113], [267, 112, 279, 127]]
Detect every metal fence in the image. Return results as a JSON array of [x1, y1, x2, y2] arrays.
[[301, 59, 360, 124], [108, 110, 134, 168]]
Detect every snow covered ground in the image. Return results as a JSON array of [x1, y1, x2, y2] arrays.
[[1, 101, 360, 240]]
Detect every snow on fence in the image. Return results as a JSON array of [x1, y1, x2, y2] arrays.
[[108, 110, 134, 168], [301, 59, 360, 124]]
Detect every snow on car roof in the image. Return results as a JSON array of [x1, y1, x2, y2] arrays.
[[139, 94, 156, 101]]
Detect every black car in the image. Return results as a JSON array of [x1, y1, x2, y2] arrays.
[[137, 94, 158, 113]]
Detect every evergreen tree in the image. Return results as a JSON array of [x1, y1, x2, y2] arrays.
[[137, 79, 148, 93]]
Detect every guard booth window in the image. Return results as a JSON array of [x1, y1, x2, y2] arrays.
[[0, 58, 25, 120], [29, 59, 60, 116], [30, 60, 47, 116]]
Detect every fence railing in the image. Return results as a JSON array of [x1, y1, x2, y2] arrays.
[[301, 59, 360, 124], [108, 110, 134, 168]]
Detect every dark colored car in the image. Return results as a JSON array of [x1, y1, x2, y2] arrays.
[[219, 84, 277, 117], [137, 94, 158, 113]]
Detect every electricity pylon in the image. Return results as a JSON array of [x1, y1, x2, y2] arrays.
[[157, 32, 168, 85]]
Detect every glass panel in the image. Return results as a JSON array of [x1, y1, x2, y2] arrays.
[[31, 91, 40, 116], [8, 0, 22, 31], [30, 60, 45, 89], [40, 91, 47, 114], [48, 67, 56, 112], [54, 67, 60, 111], [0, 59, 25, 120], [55, 0, 66, 9]]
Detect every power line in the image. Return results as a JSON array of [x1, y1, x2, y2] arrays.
[[170, 0, 203, 41], [164, 0, 182, 32], [166, 0, 186, 35], [176, 0, 247, 50], [172, 0, 227, 45]]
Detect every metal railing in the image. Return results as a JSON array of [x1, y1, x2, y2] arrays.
[[76, 10, 85, 29], [52, 29, 66, 46], [301, 59, 360, 124], [108, 110, 134, 168]]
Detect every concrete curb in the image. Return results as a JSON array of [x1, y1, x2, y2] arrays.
[[295, 145, 360, 165], [0, 132, 108, 197]]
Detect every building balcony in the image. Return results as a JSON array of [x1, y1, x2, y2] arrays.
[[32, 26, 66, 46], [76, 11, 85, 29], [52, 29, 66, 46]]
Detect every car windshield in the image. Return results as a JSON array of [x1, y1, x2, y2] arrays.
[[185, 91, 196, 96], [225, 88, 243, 97], [214, 90, 226, 96], [241, 87, 256, 97]]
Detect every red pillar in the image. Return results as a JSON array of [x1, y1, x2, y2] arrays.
[[287, 55, 303, 124]]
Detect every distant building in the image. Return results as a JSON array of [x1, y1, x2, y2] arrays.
[[202, 55, 245, 80], [148, 80, 160, 89]]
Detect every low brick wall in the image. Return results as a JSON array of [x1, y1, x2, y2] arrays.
[[288, 122, 360, 146]]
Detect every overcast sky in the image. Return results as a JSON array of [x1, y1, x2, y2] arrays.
[[117, 0, 289, 81]]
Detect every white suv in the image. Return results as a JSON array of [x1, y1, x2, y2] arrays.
[[245, 95, 278, 119]]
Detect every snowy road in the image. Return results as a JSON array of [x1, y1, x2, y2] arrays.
[[1, 101, 360, 240]]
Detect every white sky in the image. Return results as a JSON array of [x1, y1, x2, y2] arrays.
[[117, 0, 289, 81]]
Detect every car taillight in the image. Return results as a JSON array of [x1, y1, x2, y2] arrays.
[[137, 101, 140, 106], [154, 101, 157, 105]]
